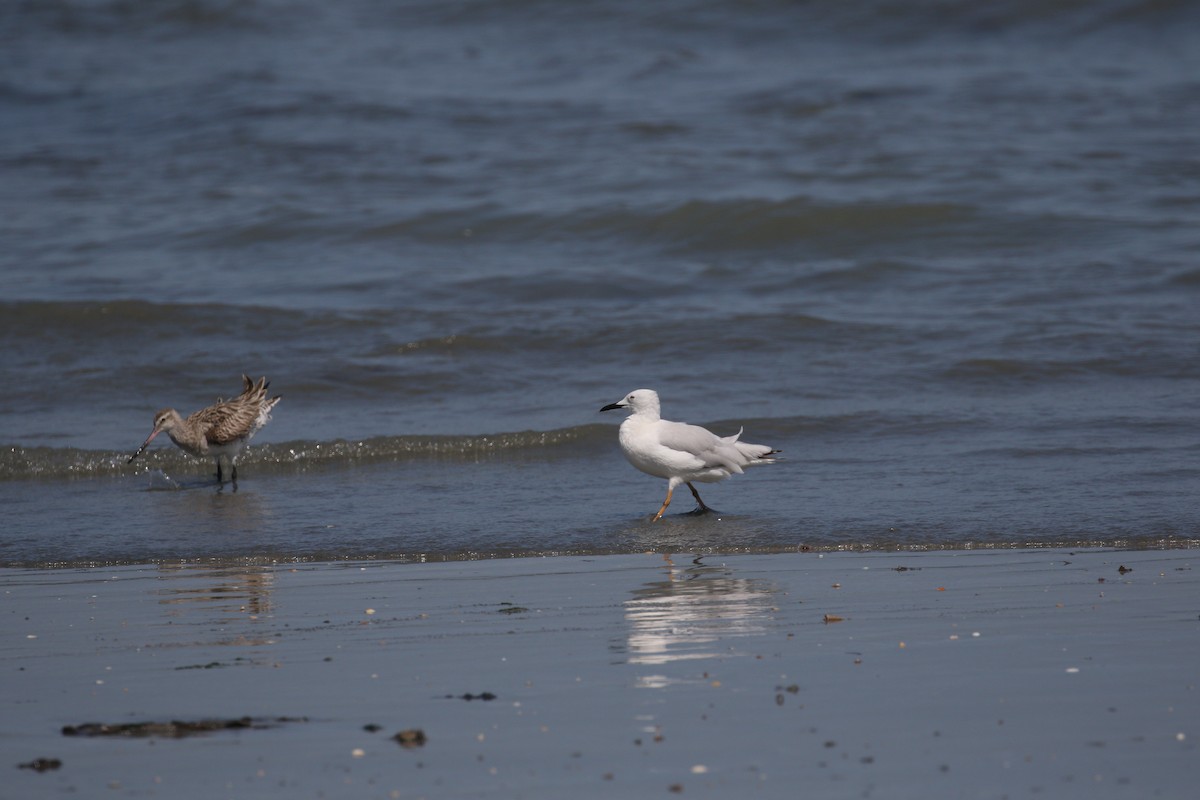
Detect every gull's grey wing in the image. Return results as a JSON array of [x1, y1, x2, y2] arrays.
[[656, 420, 743, 471], [656, 420, 721, 454]]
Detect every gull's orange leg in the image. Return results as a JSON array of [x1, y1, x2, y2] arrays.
[[652, 485, 675, 522]]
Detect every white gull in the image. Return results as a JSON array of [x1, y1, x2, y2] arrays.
[[600, 388, 779, 521]]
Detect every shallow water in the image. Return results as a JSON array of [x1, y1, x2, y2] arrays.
[[2, 1, 1198, 566]]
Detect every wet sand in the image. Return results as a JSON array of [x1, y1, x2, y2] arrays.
[[3, 548, 1197, 798]]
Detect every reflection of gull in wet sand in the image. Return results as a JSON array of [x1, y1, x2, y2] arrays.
[[600, 389, 779, 520], [624, 561, 778, 685]]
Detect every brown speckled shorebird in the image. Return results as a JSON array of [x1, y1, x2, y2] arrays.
[[128, 374, 282, 483]]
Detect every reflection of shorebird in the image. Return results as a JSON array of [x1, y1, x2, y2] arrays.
[[157, 564, 276, 623], [129, 375, 281, 483], [600, 389, 779, 521], [625, 561, 775, 671]]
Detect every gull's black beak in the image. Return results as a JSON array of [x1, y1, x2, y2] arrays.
[[599, 402, 624, 413]]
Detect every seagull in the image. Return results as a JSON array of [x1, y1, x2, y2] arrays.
[[600, 388, 779, 521], [128, 374, 281, 483]]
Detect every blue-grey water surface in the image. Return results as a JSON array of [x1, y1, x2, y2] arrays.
[[2, 0, 1198, 566]]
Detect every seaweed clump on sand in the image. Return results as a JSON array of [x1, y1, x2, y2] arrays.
[[393, 729, 427, 748], [62, 717, 307, 739]]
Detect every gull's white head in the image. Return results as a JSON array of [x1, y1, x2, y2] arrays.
[[600, 388, 661, 417]]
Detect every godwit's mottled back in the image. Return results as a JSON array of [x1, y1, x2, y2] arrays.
[[129, 375, 282, 483]]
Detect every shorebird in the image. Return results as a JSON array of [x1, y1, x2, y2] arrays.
[[600, 388, 779, 521], [128, 374, 281, 483]]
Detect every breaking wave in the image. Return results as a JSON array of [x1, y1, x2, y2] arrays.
[[1, 425, 615, 481]]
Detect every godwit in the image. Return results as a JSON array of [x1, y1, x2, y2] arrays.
[[129, 374, 282, 483], [600, 389, 779, 521]]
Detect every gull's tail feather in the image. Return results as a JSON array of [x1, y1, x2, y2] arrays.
[[718, 427, 778, 465], [735, 441, 780, 464]]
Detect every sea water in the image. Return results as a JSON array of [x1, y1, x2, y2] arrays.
[[2, 0, 1198, 566]]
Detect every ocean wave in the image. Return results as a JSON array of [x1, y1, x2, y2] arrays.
[[942, 357, 1086, 383], [2, 406, 990, 482], [349, 197, 979, 255], [0, 298, 335, 331], [14, 0, 1194, 41], [2, 414, 814, 481], [11, 0, 272, 36], [0, 425, 616, 481]]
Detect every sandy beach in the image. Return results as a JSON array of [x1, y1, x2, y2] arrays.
[[3, 548, 1197, 799]]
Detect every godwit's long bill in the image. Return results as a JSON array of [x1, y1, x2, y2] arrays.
[[129, 374, 281, 483]]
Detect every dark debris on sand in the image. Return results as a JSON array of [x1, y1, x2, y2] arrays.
[[393, 729, 427, 748], [62, 716, 308, 739]]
